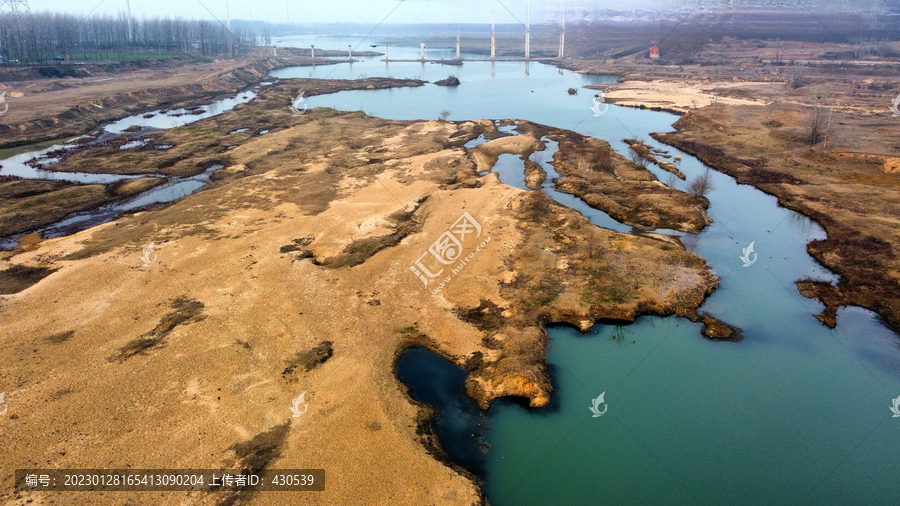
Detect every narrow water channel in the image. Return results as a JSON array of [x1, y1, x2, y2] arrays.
[[0, 87, 263, 249]]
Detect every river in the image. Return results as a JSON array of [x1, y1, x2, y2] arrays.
[[273, 45, 900, 505]]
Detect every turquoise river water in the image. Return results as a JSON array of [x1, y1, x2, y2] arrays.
[[274, 45, 900, 506]]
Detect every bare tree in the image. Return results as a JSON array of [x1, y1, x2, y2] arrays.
[[807, 103, 824, 146], [529, 150, 547, 165], [665, 172, 681, 189], [438, 110, 452, 121], [787, 69, 806, 89], [629, 145, 648, 167], [681, 233, 700, 253], [686, 169, 715, 198]]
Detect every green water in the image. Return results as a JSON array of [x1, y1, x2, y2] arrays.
[[487, 314, 899, 505], [273, 54, 900, 505]]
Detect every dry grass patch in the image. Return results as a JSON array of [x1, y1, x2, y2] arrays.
[[0, 264, 57, 294], [110, 296, 205, 362]]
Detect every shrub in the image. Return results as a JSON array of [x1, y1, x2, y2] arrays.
[[596, 148, 615, 174], [521, 191, 553, 221], [629, 145, 648, 167], [787, 70, 806, 89]]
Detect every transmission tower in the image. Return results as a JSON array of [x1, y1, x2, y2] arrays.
[[0, 0, 29, 61], [0, 0, 29, 17]]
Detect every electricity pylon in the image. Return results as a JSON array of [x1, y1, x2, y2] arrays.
[[0, 0, 29, 61], [0, 0, 29, 16]]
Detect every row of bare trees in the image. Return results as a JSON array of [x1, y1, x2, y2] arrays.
[[0, 12, 259, 63]]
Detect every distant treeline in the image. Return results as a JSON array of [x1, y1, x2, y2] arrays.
[[0, 12, 263, 63]]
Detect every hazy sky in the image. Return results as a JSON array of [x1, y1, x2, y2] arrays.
[[25, 0, 672, 25], [21, 0, 881, 24]]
